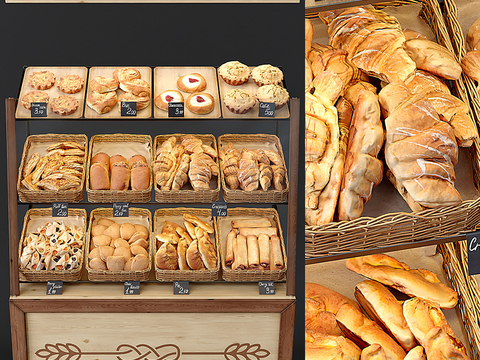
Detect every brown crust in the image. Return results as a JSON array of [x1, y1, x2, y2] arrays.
[[21, 91, 49, 110], [87, 91, 117, 114], [49, 95, 79, 116], [28, 71, 56, 90], [186, 92, 215, 115], [176, 73, 207, 93], [57, 74, 85, 94]]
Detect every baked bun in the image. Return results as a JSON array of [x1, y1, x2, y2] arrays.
[[186, 240, 205, 270], [361, 344, 387, 360], [92, 152, 110, 167], [186, 92, 215, 115], [423, 327, 469, 360], [118, 91, 150, 110], [404, 346, 426, 360], [90, 162, 109, 190], [218, 61, 250, 85], [305, 330, 361, 360], [113, 67, 141, 83], [89, 258, 107, 270], [131, 254, 149, 271], [177, 73, 207, 93], [130, 159, 150, 190], [87, 91, 117, 114], [155, 242, 178, 270], [89, 76, 119, 93], [106, 255, 125, 271], [154, 90, 184, 111], [110, 162, 130, 190], [119, 78, 151, 97]]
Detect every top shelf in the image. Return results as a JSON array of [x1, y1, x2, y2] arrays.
[[305, 0, 405, 13]]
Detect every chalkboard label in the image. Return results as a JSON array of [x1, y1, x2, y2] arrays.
[[258, 102, 275, 118], [259, 281, 275, 295], [113, 202, 129, 217], [467, 231, 480, 275], [212, 202, 227, 217], [173, 281, 190, 295], [168, 102, 185, 117], [120, 102, 137, 117], [31, 102, 47, 117], [124, 281, 140, 295], [52, 202, 68, 217], [46, 280, 63, 295]]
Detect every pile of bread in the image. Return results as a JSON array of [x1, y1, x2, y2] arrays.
[[224, 217, 284, 271], [88, 218, 150, 272], [305, 253, 469, 360], [305, 6, 478, 226], [155, 213, 217, 271], [90, 153, 150, 191], [219, 143, 286, 191], [154, 135, 218, 191], [21, 141, 85, 192], [461, 16, 480, 93]]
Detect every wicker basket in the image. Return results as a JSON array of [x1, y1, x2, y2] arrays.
[[218, 134, 289, 203], [153, 134, 220, 203], [305, 0, 480, 259], [18, 208, 87, 282], [17, 133, 88, 203], [86, 134, 153, 203], [153, 207, 219, 282], [218, 207, 287, 282], [85, 207, 152, 282]]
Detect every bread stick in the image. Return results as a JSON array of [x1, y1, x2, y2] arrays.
[[246, 235, 260, 270]]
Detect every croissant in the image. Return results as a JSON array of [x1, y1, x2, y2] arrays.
[[259, 163, 273, 191], [220, 143, 240, 190], [181, 135, 203, 154], [271, 165, 285, 191], [171, 154, 190, 190], [238, 158, 259, 191], [188, 155, 212, 191]]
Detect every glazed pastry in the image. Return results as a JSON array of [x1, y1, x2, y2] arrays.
[[256, 84, 289, 109], [154, 90, 184, 111], [251, 64, 284, 86], [113, 67, 141, 83], [119, 78, 151, 97], [49, 95, 79, 116], [89, 76, 119, 93], [21, 91, 49, 110], [186, 92, 215, 115], [177, 73, 207, 93], [57, 74, 84, 94], [118, 91, 150, 111], [87, 91, 117, 114], [218, 60, 251, 85], [224, 89, 256, 114], [28, 70, 55, 90]]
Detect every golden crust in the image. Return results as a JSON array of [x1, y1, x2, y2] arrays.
[[177, 73, 207, 93], [186, 92, 215, 115], [118, 91, 150, 111], [57, 75, 84, 94], [87, 91, 117, 114], [49, 95, 79, 116], [28, 71, 55, 90], [89, 76, 119, 93], [21, 91, 49, 110]]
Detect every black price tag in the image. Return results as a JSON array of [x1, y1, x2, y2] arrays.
[[52, 202, 68, 217], [46, 281, 63, 295], [467, 231, 480, 275], [212, 202, 227, 217], [259, 281, 275, 295], [168, 102, 185, 117], [31, 102, 47, 117], [113, 202, 129, 217], [124, 281, 140, 295], [173, 281, 190, 295], [258, 102, 275, 118], [120, 102, 137, 117]]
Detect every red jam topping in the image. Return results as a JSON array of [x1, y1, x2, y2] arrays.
[[188, 77, 199, 83], [165, 95, 174, 102], [196, 96, 205, 103]]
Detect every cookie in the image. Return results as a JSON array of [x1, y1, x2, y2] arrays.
[[28, 71, 56, 90], [50, 95, 79, 116], [186, 92, 215, 115], [87, 91, 117, 114], [57, 74, 85, 94], [154, 90, 184, 112], [21, 91, 49, 110], [177, 73, 207, 93]]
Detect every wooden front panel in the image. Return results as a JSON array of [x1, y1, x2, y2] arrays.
[[26, 312, 281, 359]]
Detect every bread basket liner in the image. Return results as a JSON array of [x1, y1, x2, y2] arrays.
[[18, 208, 87, 282], [153, 207, 219, 282], [85, 133, 153, 203], [305, 0, 480, 258], [85, 207, 152, 282], [17, 133, 88, 203], [153, 134, 220, 203], [218, 207, 287, 282], [218, 134, 289, 203]]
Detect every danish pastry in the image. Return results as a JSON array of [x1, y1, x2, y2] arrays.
[[113, 67, 141, 83], [89, 76, 119, 93], [154, 90, 184, 111], [119, 78, 151, 97], [177, 73, 207, 93], [118, 91, 150, 111], [186, 92, 215, 115]]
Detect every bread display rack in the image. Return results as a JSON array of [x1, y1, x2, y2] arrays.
[[6, 75, 299, 359]]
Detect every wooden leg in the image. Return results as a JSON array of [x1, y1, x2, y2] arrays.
[[10, 300, 27, 360], [278, 301, 296, 360]]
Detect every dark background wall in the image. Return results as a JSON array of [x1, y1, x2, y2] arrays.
[[0, 2, 304, 359]]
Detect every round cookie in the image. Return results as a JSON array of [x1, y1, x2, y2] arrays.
[[90, 76, 119, 93], [28, 71, 56, 90], [87, 91, 117, 114], [57, 74, 85, 94], [223, 89, 256, 114], [256, 84, 289, 109], [21, 91, 49, 110], [218, 61, 250, 86], [50, 95, 79, 116], [119, 78, 151, 97], [113, 68, 141, 83], [251, 65, 284, 86], [186, 92, 215, 115], [118, 92, 150, 111], [154, 90, 184, 112], [176, 73, 207, 93]]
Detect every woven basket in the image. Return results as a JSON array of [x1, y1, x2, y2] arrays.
[[85, 207, 152, 282], [153, 134, 220, 203], [86, 134, 153, 203], [217, 134, 289, 203], [19, 208, 87, 282], [17, 133, 88, 203], [219, 207, 287, 282], [153, 207, 219, 282]]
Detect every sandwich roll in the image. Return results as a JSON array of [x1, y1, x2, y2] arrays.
[[225, 230, 236, 266], [198, 233, 217, 270], [89, 257, 107, 270], [246, 235, 260, 270], [124, 257, 134, 271], [183, 213, 214, 234], [271, 235, 284, 270], [423, 327, 470, 360], [361, 344, 387, 360], [231, 218, 272, 228], [91, 224, 107, 237], [103, 222, 120, 240], [235, 235, 248, 270], [130, 238, 149, 249], [120, 223, 136, 240], [186, 240, 206, 270], [110, 162, 130, 190], [98, 245, 114, 261], [106, 255, 125, 271], [131, 254, 149, 271], [90, 162, 109, 190], [238, 227, 278, 237], [184, 221, 197, 240], [177, 238, 190, 270], [97, 218, 115, 227], [88, 247, 100, 260], [305, 330, 361, 360], [155, 242, 178, 270]]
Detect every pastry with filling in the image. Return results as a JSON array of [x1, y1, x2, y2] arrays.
[[186, 92, 214, 115], [177, 73, 207, 93], [87, 91, 117, 114], [57, 74, 84, 94], [28, 70, 56, 90], [49, 95, 79, 116], [21, 91, 49, 110], [155, 90, 184, 111]]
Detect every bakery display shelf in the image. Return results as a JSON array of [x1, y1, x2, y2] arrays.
[[305, 0, 395, 13]]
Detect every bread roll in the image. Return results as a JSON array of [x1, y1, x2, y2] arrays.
[[113, 238, 130, 248], [130, 244, 148, 257], [183, 213, 214, 234], [88, 247, 100, 260], [155, 242, 177, 270], [92, 152, 110, 167], [91, 224, 107, 237], [103, 222, 120, 240], [98, 246, 115, 261], [124, 257, 134, 271], [90, 162, 109, 190], [131, 254, 149, 271], [361, 344, 387, 360], [106, 255, 125, 271], [404, 346, 426, 360], [231, 218, 272, 228], [92, 235, 112, 247], [120, 223, 136, 240], [305, 331, 361, 360], [186, 240, 205, 270], [97, 218, 115, 227], [130, 162, 149, 190], [113, 246, 131, 263], [89, 258, 107, 270], [177, 238, 190, 270], [130, 239, 149, 249], [423, 327, 469, 360], [134, 223, 149, 236], [110, 162, 130, 190], [197, 234, 217, 270]]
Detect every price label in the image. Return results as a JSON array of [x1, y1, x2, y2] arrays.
[[124, 281, 140, 295], [258, 102, 275, 118], [52, 202, 68, 217], [113, 202, 129, 217], [168, 102, 185, 117], [46, 281, 63, 295], [259, 281, 275, 295], [467, 231, 480, 275], [31, 102, 47, 117], [173, 281, 190, 295], [120, 102, 137, 117], [212, 202, 227, 217]]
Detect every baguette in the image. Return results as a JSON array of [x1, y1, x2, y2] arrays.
[[183, 213, 214, 234], [238, 227, 277, 237]]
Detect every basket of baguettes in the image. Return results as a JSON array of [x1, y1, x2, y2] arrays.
[[86, 133, 153, 203], [304, 0, 480, 259], [85, 207, 152, 282], [17, 134, 88, 203], [218, 207, 286, 282], [217, 134, 289, 203], [153, 134, 220, 203], [18, 208, 87, 282], [153, 207, 219, 282], [305, 252, 474, 359]]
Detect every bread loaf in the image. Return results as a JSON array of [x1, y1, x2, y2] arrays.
[[305, 330, 361, 360], [361, 344, 387, 360]]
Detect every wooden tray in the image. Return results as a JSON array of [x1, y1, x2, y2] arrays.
[[153, 67, 221, 119], [84, 66, 152, 119], [16, 66, 88, 119], [217, 65, 290, 119]]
